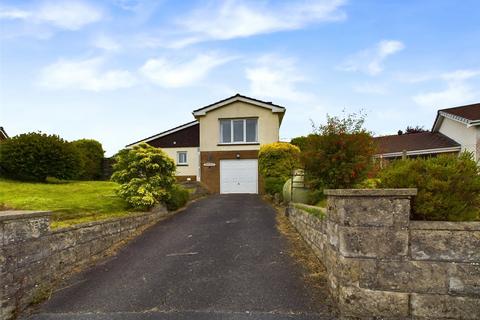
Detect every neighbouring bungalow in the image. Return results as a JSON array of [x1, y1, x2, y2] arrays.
[[0, 127, 8, 141], [375, 103, 480, 162], [127, 94, 286, 194]]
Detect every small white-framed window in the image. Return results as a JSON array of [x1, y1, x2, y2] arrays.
[[220, 118, 258, 144], [177, 151, 187, 165]]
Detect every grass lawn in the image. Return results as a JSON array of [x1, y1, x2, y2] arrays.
[[0, 179, 133, 229]]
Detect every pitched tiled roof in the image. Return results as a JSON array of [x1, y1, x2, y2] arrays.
[[432, 103, 480, 131], [439, 103, 480, 121], [374, 132, 460, 157], [126, 121, 199, 147]]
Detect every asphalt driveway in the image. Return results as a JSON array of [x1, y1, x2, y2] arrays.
[[28, 195, 335, 320]]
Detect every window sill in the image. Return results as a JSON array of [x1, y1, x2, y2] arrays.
[[177, 164, 189, 166], [217, 143, 260, 146]]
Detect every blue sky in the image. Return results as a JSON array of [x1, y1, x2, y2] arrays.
[[1, 0, 479, 155]]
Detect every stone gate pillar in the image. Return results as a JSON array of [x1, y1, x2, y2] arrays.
[[323, 189, 417, 318]]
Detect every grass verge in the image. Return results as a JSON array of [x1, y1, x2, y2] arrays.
[[293, 203, 326, 219], [0, 179, 133, 228], [267, 199, 336, 314]]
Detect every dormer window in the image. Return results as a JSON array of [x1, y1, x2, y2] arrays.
[[220, 118, 258, 144]]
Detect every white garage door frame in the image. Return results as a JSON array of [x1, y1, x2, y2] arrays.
[[220, 159, 258, 194]]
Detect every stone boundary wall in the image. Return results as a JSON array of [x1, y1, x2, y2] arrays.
[[287, 189, 480, 320], [0, 207, 170, 320]]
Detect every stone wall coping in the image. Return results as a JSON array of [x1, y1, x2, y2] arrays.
[[324, 188, 417, 197], [0, 210, 52, 222], [50, 209, 167, 233], [411, 220, 480, 231]]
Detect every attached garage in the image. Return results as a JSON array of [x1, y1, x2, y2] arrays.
[[220, 159, 258, 194]]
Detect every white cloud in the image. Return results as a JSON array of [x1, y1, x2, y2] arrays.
[[340, 40, 405, 76], [0, 8, 31, 19], [441, 69, 480, 81], [140, 53, 235, 88], [39, 57, 136, 91], [245, 55, 313, 101], [92, 34, 121, 51], [413, 69, 480, 109], [395, 72, 436, 84], [166, 0, 347, 48], [37, 1, 101, 30], [0, 1, 102, 31]]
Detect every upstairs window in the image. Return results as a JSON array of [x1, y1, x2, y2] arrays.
[[177, 151, 187, 165], [220, 118, 258, 144]]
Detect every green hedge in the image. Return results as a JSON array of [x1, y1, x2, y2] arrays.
[[71, 139, 104, 180], [0, 132, 81, 182], [165, 184, 190, 211], [264, 177, 285, 195], [378, 152, 480, 221]]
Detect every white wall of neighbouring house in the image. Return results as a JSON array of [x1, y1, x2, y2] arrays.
[[438, 117, 479, 161], [476, 126, 480, 162], [197, 101, 281, 152], [161, 147, 200, 177]]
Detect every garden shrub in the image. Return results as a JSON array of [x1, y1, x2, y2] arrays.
[[111, 143, 176, 210], [258, 142, 300, 195], [355, 178, 381, 189], [259, 142, 301, 180], [301, 112, 376, 190], [71, 139, 105, 180], [0, 132, 81, 182], [165, 184, 190, 211], [290, 136, 309, 151], [377, 152, 480, 221], [307, 189, 326, 206], [264, 177, 285, 195]]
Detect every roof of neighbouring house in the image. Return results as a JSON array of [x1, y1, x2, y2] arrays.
[[440, 103, 480, 121], [192, 93, 286, 118], [0, 127, 8, 140], [432, 102, 480, 131], [374, 132, 461, 158], [126, 120, 199, 148]]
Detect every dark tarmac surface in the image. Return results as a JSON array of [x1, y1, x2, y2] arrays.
[[28, 195, 335, 320]]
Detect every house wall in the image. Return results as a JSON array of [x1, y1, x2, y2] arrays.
[[477, 126, 480, 161], [197, 101, 281, 152], [161, 147, 199, 179], [438, 118, 478, 160], [288, 189, 480, 319]]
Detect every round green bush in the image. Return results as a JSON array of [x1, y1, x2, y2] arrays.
[[0, 132, 81, 182], [259, 142, 300, 180], [71, 139, 105, 180], [111, 143, 176, 210], [259, 142, 300, 196], [378, 152, 480, 221], [165, 184, 190, 211]]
